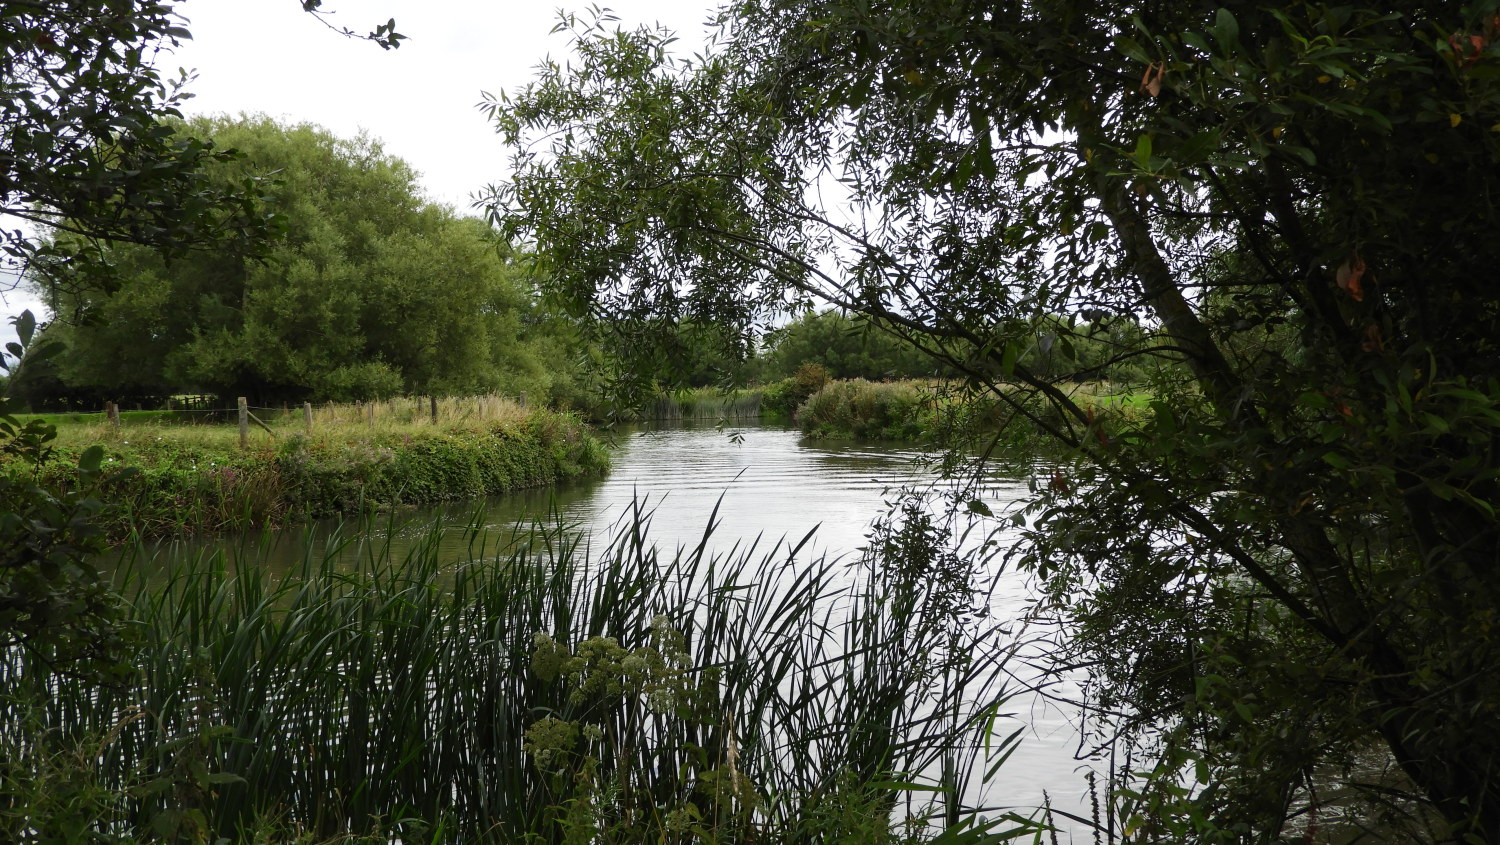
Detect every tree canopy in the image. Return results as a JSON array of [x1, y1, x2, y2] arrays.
[[488, 0, 1500, 838], [31, 116, 566, 405], [759, 310, 947, 381]]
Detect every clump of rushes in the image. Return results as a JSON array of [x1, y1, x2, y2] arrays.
[[1, 503, 1033, 843], [641, 387, 765, 422], [2, 403, 609, 538]]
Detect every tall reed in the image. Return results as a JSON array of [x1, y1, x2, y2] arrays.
[[643, 388, 764, 422], [1, 504, 1030, 843]]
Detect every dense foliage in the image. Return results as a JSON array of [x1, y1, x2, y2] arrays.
[[0, 1, 272, 293], [0, 315, 127, 684], [27, 116, 577, 406], [489, 0, 1500, 838], [759, 309, 1151, 384]]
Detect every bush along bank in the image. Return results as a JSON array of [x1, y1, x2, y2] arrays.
[[794, 378, 934, 440], [14, 410, 610, 538]]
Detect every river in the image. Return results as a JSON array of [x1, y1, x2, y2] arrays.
[[145, 419, 1096, 837]]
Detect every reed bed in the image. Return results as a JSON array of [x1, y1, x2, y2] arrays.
[[644, 388, 765, 422], [1, 505, 1031, 843]]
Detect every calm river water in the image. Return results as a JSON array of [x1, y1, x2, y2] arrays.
[[150, 420, 1095, 836]]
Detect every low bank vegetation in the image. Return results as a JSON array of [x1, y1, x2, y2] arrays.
[[3, 397, 609, 538], [790, 377, 1149, 446]]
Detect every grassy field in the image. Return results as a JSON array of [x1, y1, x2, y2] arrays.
[[29, 394, 539, 448]]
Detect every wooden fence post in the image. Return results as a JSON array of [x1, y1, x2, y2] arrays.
[[106, 401, 120, 430], [238, 397, 249, 450], [303, 402, 313, 434], [430, 395, 438, 424], [367, 401, 375, 427]]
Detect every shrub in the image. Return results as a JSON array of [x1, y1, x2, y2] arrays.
[[795, 379, 931, 440], [760, 362, 831, 420]]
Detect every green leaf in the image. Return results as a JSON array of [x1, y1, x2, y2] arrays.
[[79, 445, 105, 474], [1134, 134, 1153, 169], [999, 338, 1021, 376], [867, 779, 948, 792], [1176, 128, 1222, 163], [13, 309, 35, 346], [1115, 35, 1153, 64], [1212, 8, 1240, 52]]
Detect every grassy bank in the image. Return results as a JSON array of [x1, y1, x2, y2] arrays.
[[7, 398, 610, 538], [1, 509, 1031, 843], [794, 378, 1149, 444]]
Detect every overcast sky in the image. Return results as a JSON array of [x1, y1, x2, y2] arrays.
[[170, 0, 720, 209], [2, 0, 721, 342]]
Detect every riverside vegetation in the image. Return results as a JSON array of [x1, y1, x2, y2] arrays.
[[764, 364, 1147, 448], [1, 498, 1034, 843], [0, 7, 1022, 843], [1, 397, 609, 539]]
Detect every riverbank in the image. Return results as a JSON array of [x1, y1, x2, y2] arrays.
[[8, 402, 610, 539], [791, 378, 1148, 443]]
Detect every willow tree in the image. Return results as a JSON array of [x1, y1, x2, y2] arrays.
[[38, 116, 555, 404], [487, 1, 1500, 839]]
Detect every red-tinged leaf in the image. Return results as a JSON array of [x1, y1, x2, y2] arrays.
[[1361, 323, 1384, 352], [1140, 62, 1164, 97], [1049, 470, 1070, 494], [1448, 31, 1486, 69], [1335, 255, 1366, 301]]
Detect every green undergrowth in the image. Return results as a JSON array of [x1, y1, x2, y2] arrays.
[[1, 504, 1035, 843], [4, 409, 610, 539]]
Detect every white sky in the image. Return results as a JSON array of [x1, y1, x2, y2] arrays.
[[2, 0, 721, 348], [170, 0, 721, 209]]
